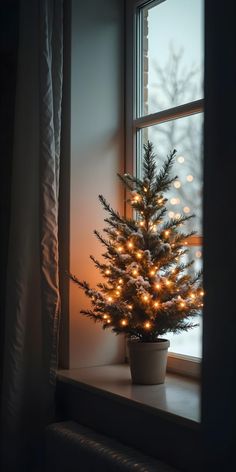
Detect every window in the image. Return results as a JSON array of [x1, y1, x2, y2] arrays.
[[126, 0, 204, 361]]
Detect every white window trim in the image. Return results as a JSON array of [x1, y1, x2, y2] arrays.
[[125, 0, 203, 378]]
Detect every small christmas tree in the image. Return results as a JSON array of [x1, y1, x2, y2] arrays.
[[69, 142, 203, 343]]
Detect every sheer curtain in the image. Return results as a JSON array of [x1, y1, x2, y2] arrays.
[[1, 0, 63, 470]]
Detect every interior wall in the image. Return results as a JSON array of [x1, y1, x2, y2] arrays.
[[69, 0, 125, 368]]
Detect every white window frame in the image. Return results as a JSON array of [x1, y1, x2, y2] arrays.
[[125, 0, 204, 378]]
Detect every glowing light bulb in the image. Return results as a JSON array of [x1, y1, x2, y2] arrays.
[[184, 241, 188, 245], [143, 295, 149, 302], [175, 213, 181, 219], [121, 319, 127, 326], [155, 283, 161, 290], [183, 206, 190, 214], [195, 250, 202, 258], [103, 314, 108, 319], [174, 181, 181, 188], [117, 285, 121, 290], [150, 269, 155, 276], [128, 241, 133, 248], [118, 278, 123, 284], [170, 198, 177, 205], [190, 293, 196, 299], [107, 319, 111, 323], [115, 290, 120, 296], [157, 197, 163, 204], [164, 230, 170, 237], [134, 195, 140, 202], [180, 302, 185, 308], [177, 156, 185, 163], [144, 321, 151, 329], [117, 246, 123, 252], [139, 221, 144, 227], [108, 296, 113, 303], [200, 290, 204, 296], [143, 187, 147, 193], [132, 269, 138, 276], [168, 211, 175, 218], [186, 175, 194, 182], [128, 304, 133, 310], [105, 269, 111, 275], [165, 280, 171, 286], [153, 301, 159, 308], [136, 252, 142, 259], [152, 225, 157, 232]]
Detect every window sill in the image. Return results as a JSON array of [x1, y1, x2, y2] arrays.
[[57, 363, 200, 425]]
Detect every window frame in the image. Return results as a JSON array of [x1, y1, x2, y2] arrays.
[[125, 0, 204, 376]]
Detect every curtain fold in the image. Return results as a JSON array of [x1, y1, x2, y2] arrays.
[[1, 1, 63, 470]]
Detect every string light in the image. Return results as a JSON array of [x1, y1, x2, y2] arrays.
[[105, 269, 111, 275], [103, 314, 108, 319], [190, 293, 196, 299], [139, 221, 144, 227], [107, 319, 111, 324], [165, 280, 171, 286], [175, 213, 181, 219], [195, 250, 202, 258], [149, 269, 155, 276], [118, 278, 123, 284], [180, 301, 186, 308], [133, 195, 141, 202], [183, 206, 190, 214], [132, 269, 138, 276], [144, 321, 151, 329], [168, 211, 175, 218], [121, 319, 127, 326], [157, 197, 163, 204], [127, 304, 133, 310], [128, 241, 134, 248], [115, 290, 120, 296], [117, 285, 122, 290], [143, 187, 147, 193], [153, 301, 159, 308], [136, 252, 142, 259], [143, 295, 149, 302], [107, 296, 113, 303], [174, 181, 181, 188], [155, 283, 161, 290], [177, 156, 185, 163], [164, 230, 170, 237], [117, 246, 123, 252], [200, 290, 204, 296]]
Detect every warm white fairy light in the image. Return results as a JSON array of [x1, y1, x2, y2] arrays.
[[115, 290, 120, 296], [107, 319, 111, 324], [155, 283, 161, 290], [174, 181, 181, 188], [164, 230, 170, 237], [128, 241, 134, 248], [153, 301, 159, 308], [157, 197, 164, 204], [121, 319, 127, 326], [180, 301, 186, 308], [117, 285, 122, 290], [143, 294, 149, 302], [183, 206, 190, 214], [118, 278, 123, 284], [165, 280, 171, 286], [105, 269, 111, 275], [184, 241, 188, 245], [200, 290, 204, 296], [143, 187, 147, 193], [190, 293, 196, 299], [107, 296, 113, 302], [175, 213, 181, 219], [168, 211, 175, 218], [132, 269, 138, 276], [103, 314, 108, 319], [117, 246, 123, 252], [170, 198, 179, 205], [149, 269, 155, 276], [152, 224, 157, 232], [186, 175, 194, 182], [195, 250, 202, 258], [177, 156, 185, 163], [134, 194, 141, 202], [136, 252, 142, 259], [144, 321, 151, 329], [139, 221, 144, 227], [127, 304, 133, 310]]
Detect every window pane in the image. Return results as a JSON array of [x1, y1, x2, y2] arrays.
[[168, 245, 203, 357], [139, 0, 204, 116], [139, 112, 203, 235]]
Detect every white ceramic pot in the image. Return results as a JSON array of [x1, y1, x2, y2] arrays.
[[127, 339, 170, 385]]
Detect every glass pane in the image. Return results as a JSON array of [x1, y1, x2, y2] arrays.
[[139, 0, 204, 116], [168, 246, 203, 357], [139, 112, 203, 235]]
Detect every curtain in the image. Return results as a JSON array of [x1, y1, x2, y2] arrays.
[[1, 0, 63, 470]]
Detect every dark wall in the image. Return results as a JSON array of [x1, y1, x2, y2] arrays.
[[0, 0, 19, 396], [202, 0, 236, 469]]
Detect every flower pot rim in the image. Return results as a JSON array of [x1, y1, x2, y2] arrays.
[[128, 338, 169, 345]]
